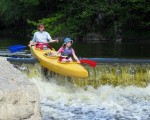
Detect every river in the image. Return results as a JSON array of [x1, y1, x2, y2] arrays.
[[15, 63, 150, 120], [1, 37, 150, 120], [0, 37, 150, 58]]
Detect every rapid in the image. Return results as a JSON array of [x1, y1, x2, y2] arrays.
[[16, 63, 150, 120], [1, 28, 150, 120]]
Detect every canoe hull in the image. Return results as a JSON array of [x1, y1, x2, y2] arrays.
[[30, 46, 88, 78]]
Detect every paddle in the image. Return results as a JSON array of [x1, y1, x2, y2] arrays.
[[9, 45, 26, 53], [80, 59, 97, 68], [8, 45, 97, 67]]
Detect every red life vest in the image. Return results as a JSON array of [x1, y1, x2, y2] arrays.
[[36, 42, 52, 50]]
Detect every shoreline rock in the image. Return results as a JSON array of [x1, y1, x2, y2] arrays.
[[0, 57, 41, 120]]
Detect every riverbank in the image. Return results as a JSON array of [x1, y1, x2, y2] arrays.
[[0, 57, 41, 120]]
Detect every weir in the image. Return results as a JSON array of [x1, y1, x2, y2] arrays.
[[73, 64, 150, 88], [12, 62, 150, 88], [6, 57, 150, 63], [4, 51, 150, 88]]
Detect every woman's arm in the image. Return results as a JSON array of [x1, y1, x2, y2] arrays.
[[50, 39, 59, 43], [47, 33, 59, 43], [28, 32, 37, 46], [28, 41, 36, 47]]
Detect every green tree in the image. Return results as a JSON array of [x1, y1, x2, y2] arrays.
[[0, 0, 149, 41], [0, 0, 40, 25]]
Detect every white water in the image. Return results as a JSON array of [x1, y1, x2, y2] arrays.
[[29, 76, 150, 120]]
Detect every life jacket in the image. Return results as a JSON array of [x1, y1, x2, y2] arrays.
[[59, 47, 73, 62], [61, 47, 73, 57], [36, 42, 52, 50]]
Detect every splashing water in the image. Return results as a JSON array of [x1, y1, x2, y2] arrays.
[[17, 63, 150, 120], [31, 77, 150, 120]]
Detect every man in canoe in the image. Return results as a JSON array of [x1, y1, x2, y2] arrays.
[[28, 23, 58, 50], [57, 38, 80, 63]]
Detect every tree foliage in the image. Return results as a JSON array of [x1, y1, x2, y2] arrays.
[[0, 0, 149, 40], [29, 0, 149, 39], [0, 0, 40, 25]]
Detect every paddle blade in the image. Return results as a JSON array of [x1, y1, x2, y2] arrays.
[[80, 59, 97, 67], [9, 45, 26, 53]]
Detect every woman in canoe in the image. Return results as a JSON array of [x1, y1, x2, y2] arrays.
[[28, 23, 58, 50], [57, 38, 80, 63]]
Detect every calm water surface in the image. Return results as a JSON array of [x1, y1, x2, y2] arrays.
[[0, 37, 150, 58]]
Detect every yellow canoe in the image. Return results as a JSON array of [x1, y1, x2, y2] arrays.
[[30, 46, 88, 78]]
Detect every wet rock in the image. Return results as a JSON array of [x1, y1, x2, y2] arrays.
[[0, 57, 41, 120]]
